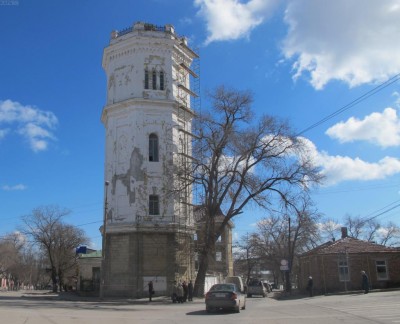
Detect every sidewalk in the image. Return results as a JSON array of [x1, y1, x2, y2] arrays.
[[0, 289, 205, 305]]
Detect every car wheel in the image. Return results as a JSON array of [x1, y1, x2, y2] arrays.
[[262, 293, 266, 297], [235, 302, 240, 313], [206, 306, 212, 313]]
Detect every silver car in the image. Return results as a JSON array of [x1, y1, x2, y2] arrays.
[[205, 283, 246, 313]]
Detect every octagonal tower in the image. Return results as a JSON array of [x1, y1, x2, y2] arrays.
[[101, 22, 198, 297]]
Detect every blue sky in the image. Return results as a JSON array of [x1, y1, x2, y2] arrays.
[[1, 0, 400, 249]]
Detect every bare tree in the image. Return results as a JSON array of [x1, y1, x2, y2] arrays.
[[255, 197, 321, 291], [0, 233, 24, 288], [377, 221, 400, 246], [343, 214, 364, 238], [233, 233, 261, 283], [190, 86, 322, 296], [20, 205, 88, 292], [341, 214, 400, 246], [318, 218, 341, 243]]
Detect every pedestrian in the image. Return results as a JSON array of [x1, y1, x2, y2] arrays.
[[182, 281, 188, 302], [361, 271, 369, 294], [188, 280, 193, 301], [177, 282, 184, 303], [306, 276, 313, 297], [172, 281, 178, 303], [148, 280, 154, 302]]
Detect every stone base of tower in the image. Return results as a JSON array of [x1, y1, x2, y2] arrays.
[[102, 229, 194, 298]]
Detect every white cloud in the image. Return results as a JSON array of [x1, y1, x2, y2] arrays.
[[393, 91, 400, 109], [194, 0, 279, 44], [0, 99, 58, 152], [326, 108, 400, 148], [0, 128, 9, 139], [299, 137, 400, 186], [282, 0, 400, 89], [2, 184, 27, 191]]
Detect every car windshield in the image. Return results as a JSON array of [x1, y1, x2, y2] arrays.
[[210, 284, 235, 292], [248, 280, 262, 286]]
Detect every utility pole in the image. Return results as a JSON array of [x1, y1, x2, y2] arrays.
[[285, 216, 291, 293], [99, 180, 109, 299]]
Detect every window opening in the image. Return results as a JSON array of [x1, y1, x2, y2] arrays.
[[149, 133, 159, 162], [144, 68, 149, 89], [149, 195, 160, 215], [338, 259, 349, 281], [376, 260, 388, 280], [159, 71, 164, 90], [152, 69, 157, 90]]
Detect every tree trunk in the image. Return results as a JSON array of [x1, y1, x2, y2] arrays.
[[193, 251, 208, 297], [193, 227, 215, 297]]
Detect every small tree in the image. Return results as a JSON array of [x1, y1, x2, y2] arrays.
[[20, 205, 88, 292], [233, 233, 261, 283], [255, 197, 321, 291], [190, 86, 322, 296]]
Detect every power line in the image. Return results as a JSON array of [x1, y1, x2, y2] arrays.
[[296, 72, 400, 136]]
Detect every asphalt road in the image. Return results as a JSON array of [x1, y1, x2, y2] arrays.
[[0, 290, 399, 324]]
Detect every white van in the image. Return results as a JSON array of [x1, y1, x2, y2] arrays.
[[225, 276, 245, 293]]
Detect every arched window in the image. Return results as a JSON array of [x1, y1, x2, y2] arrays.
[[152, 69, 157, 90], [144, 68, 149, 89], [149, 195, 160, 215], [159, 71, 164, 90], [149, 133, 159, 162]]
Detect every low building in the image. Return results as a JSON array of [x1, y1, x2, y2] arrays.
[[298, 228, 400, 294], [77, 250, 101, 295]]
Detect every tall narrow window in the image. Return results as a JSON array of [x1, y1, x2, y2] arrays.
[[152, 69, 157, 90], [338, 259, 349, 281], [149, 195, 160, 215], [159, 71, 164, 90], [149, 133, 159, 162], [376, 260, 388, 280], [216, 251, 222, 262], [144, 68, 149, 89]]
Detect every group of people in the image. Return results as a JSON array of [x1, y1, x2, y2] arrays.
[[172, 280, 193, 303]]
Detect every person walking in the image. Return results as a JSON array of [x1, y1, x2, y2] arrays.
[[188, 280, 193, 301], [172, 281, 178, 303], [306, 276, 313, 297], [182, 281, 188, 302], [361, 271, 369, 294], [177, 282, 184, 303], [148, 280, 154, 302]]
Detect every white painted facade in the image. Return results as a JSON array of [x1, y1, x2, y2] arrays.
[[100, 22, 198, 297], [101, 22, 196, 230]]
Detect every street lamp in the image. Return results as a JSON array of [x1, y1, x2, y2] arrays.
[[99, 180, 110, 299]]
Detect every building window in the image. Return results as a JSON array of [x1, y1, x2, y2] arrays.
[[149, 195, 160, 215], [338, 259, 349, 281], [217, 235, 222, 242], [144, 68, 149, 89], [149, 133, 159, 162], [195, 252, 198, 262], [376, 260, 388, 280], [216, 251, 222, 262], [152, 69, 157, 90], [159, 71, 164, 90], [194, 233, 198, 241]]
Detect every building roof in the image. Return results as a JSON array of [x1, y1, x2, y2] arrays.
[[78, 250, 102, 258], [301, 237, 400, 256]]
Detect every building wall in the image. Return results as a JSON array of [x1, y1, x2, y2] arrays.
[[102, 230, 194, 298], [100, 22, 197, 297], [299, 252, 400, 294]]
